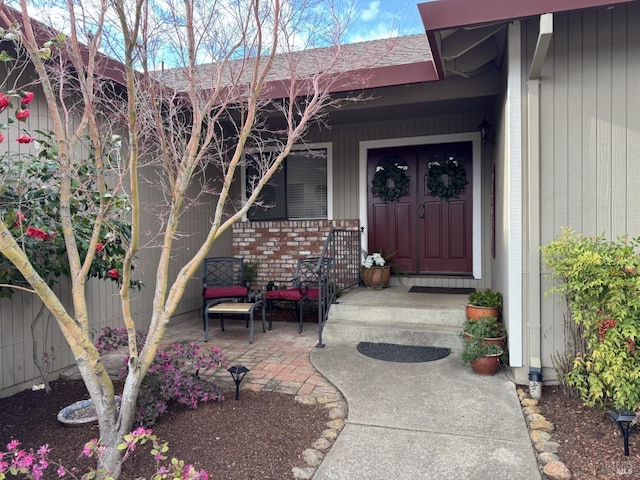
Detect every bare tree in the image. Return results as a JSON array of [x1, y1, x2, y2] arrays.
[[0, 0, 382, 476]]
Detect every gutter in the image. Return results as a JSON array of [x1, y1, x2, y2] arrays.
[[526, 13, 553, 399]]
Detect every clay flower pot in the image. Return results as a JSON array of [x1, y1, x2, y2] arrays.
[[465, 304, 500, 321], [463, 332, 507, 348], [361, 266, 391, 290], [470, 354, 501, 375]]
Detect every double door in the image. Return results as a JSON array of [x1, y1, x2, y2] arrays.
[[366, 142, 473, 274]]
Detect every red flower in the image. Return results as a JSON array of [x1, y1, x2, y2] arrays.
[[0, 132, 4, 143], [14, 211, 25, 227], [96, 242, 105, 253], [26, 226, 48, 240], [21, 91, 34, 105], [16, 134, 34, 144], [107, 268, 120, 279], [0, 93, 8, 111], [15, 109, 30, 121], [45, 231, 56, 241]]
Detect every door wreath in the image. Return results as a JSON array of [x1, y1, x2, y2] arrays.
[[427, 160, 468, 201], [371, 156, 410, 203]]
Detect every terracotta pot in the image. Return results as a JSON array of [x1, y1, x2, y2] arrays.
[[465, 304, 500, 321], [361, 266, 391, 290], [463, 332, 506, 348], [470, 354, 501, 375]]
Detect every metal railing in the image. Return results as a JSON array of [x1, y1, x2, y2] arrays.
[[315, 228, 361, 347]]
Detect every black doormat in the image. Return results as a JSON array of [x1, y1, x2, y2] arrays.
[[356, 342, 451, 363], [408, 286, 475, 295]]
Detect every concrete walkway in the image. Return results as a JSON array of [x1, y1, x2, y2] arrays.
[[310, 344, 541, 480]]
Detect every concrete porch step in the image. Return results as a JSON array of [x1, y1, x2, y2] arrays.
[[321, 320, 464, 351], [321, 287, 468, 352]]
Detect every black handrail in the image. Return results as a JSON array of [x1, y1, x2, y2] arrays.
[[315, 227, 361, 347]]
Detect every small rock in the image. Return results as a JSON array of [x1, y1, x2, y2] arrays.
[[523, 405, 541, 415], [321, 429, 339, 441], [295, 395, 316, 406], [527, 413, 546, 423], [302, 448, 324, 466], [538, 452, 560, 465], [522, 398, 539, 407], [543, 460, 572, 480], [530, 430, 552, 443], [326, 419, 345, 430], [517, 388, 528, 400], [328, 407, 346, 420], [534, 441, 560, 453], [292, 466, 316, 480], [312, 437, 331, 450], [317, 396, 337, 404], [529, 418, 555, 433]]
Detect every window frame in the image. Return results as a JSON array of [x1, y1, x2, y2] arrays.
[[241, 142, 333, 221]]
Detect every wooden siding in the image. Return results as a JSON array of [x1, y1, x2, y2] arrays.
[[526, 5, 640, 370]]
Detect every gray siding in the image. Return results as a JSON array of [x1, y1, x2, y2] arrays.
[[526, 5, 640, 371]]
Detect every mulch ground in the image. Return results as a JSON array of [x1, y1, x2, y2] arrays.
[[538, 385, 640, 479], [0, 379, 328, 479]]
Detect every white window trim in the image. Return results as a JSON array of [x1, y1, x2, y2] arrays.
[[359, 133, 482, 279], [241, 142, 333, 221]]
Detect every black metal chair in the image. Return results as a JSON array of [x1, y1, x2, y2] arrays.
[[265, 257, 332, 333], [202, 257, 249, 336]]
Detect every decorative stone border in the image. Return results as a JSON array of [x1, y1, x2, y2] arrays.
[[290, 393, 348, 480], [517, 388, 572, 480]]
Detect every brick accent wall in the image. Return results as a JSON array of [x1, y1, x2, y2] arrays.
[[232, 219, 359, 291]]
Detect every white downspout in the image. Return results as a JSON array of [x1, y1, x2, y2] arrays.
[[526, 13, 553, 399]]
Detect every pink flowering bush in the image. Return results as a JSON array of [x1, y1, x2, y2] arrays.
[[0, 429, 210, 479], [95, 328, 227, 426]]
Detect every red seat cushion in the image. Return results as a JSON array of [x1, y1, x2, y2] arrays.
[[203, 286, 248, 299], [266, 287, 319, 301]]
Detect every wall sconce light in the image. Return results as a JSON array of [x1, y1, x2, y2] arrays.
[[478, 117, 493, 145]]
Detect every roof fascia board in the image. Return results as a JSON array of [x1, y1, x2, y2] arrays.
[[418, 0, 637, 31]]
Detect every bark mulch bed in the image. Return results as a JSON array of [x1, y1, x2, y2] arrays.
[[538, 385, 640, 479], [0, 379, 328, 479]]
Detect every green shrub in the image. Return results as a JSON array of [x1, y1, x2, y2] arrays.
[[461, 339, 503, 364], [541, 227, 640, 410], [463, 316, 506, 338], [467, 289, 503, 308]]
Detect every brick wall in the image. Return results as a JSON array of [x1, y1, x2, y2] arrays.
[[232, 219, 359, 291]]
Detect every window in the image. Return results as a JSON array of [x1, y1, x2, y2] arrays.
[[246, 147, 329, 221]]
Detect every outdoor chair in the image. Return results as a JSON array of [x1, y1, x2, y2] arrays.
[[202, 257, 249, 334], [265, 257, 332, 333]]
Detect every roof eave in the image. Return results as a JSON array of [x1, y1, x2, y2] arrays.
[[419, 0, 639, 78]]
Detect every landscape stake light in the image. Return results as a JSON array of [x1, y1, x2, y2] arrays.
[[228, 365, 250, 400], [609, 409, 636, 456]]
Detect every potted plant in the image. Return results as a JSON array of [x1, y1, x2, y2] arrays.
[[360, 251, 393, 290], [462, 316, 507, 347], [461, 338, 503, 375], [466, 289, 503, 320]]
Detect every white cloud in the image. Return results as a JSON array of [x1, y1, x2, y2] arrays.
[[360, 1, 380, 22]]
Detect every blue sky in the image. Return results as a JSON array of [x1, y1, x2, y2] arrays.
[[346, 0, 425, 43]]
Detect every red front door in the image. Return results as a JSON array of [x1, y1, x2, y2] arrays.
[[367, 142, 473, 274]]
